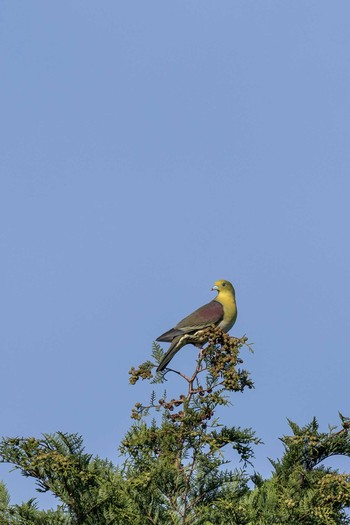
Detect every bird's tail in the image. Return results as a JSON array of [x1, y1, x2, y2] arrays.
[[156, 336, 184, 372]]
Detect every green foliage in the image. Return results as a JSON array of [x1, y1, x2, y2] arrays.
[[0, 328, 349, 524], [0, 480, 71, 525], [244, 415, 350, 525], [0, 432, 143, 524], [0, 481, 10, 525], [8, 500, 71, 525], [122, 328, 260, 524]]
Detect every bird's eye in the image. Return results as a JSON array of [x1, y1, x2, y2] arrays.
[[222, 282, 226, 287]]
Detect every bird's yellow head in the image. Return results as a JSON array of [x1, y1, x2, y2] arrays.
[[211, 279, 235, 296]]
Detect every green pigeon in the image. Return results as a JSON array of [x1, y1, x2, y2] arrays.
[[156, 279, 237, 372]]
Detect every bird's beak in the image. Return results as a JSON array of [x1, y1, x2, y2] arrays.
[[211, 285, 219, 291]]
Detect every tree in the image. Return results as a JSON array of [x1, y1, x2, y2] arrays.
[[0, 432, 142, 524], [123, 326, 260, 524], [0, 327, 349, 524], [245, 414, 350, 525]]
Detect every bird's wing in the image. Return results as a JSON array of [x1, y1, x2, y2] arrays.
[[156, 300, 224, 342], [175, 300, 224, 332], [156, 300, 224, 371]]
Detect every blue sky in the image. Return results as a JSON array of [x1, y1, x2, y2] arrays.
[[1, 1, 350, 506]]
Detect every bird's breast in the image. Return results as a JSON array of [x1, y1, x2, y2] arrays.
[[217, 296, 237, 332]]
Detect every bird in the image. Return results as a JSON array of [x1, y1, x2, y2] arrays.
[[156, 279, 237, 372]]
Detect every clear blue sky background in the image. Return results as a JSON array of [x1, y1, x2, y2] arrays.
[[1, 1, 350, 507]]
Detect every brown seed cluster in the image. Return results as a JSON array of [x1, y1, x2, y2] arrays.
[[199, 328, 251, 392], [129, 330, 253, 422], [129, 362, 153, 385]]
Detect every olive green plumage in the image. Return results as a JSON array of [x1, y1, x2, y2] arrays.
[[156, 279, 237, 372]]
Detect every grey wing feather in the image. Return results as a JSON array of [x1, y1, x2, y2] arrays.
[[156, 328, 184, 342], [156, 336, 183, 371]]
